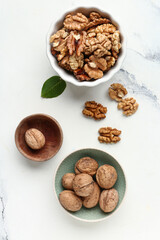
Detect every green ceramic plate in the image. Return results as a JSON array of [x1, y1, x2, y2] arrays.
[[54, 148, 126, 222]]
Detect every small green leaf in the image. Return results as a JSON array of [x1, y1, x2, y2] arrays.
[[41, 76, 66, 98]]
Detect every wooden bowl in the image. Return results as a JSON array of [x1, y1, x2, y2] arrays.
[[15, 114, 63, 161]]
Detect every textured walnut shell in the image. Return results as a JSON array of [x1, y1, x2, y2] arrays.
[[83, 182, 100, 208], [62, 173, 75, 190], [59, 190, 82, 212], [96, 164, 117, 189], [25, 128, 45, 150], [75, 157, 98, 176], [99, 189, 119, 212], [73, 173, 94, 197]]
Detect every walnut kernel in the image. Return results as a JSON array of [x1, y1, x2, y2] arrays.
[[82, 101, 107, 120], [118, 97, 139, 116], [64, 13, 88, 31], [109, 83, 128, 102], [98, 127, 121, 143]]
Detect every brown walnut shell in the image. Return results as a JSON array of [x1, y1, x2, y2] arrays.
[[62, 173, 75, 190], [96, 164, 117, 189], [59, 190, 82, 212], [75, 157, 98, 176], [83, 182, 100, 208], [99, 188, 119, 213], [73, 173, 94, 197]]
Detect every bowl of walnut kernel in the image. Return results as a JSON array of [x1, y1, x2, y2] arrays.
[[47, 7, 126, 87]]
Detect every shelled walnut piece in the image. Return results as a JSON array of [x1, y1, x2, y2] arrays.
[[98, 127, 121, 143], [109, 83, 128, 102], [50, 11, 122, 81], [82, 101, 107, 120], [118, 97, 139, 116]]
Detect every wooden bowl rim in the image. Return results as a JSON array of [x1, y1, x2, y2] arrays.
[[15, 113, 63, 161]]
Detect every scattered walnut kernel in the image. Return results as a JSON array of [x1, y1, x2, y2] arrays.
[[64, 13, 89, 31], [118, 97, 139, 116], [98, 127, 121, 143], [109, 83, 128, 102], [25, 128, 45, 150], [83, 101, 107, 120]]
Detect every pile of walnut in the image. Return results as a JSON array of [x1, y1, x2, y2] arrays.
[[59, 157, 119, 213], [109, 83, 139, 116], [50, 12, 121, 81]]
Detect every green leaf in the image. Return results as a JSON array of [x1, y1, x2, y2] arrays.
[[41, 76, 66, 98]]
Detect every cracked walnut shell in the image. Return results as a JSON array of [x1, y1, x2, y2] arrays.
[[64, 13, 88, 31], [75, 157, 98, 176], [98, 127, 121, 143], [59, 190, 82, 212], [73, 173, 94, 197], [62, 173, 75, 190], [83, 182, 100, 208], [83, 101, 107, 120], [99, 189, 119, 213], [109, 83, 128, 102], [118, 97, 139, 116], [96, 164, 117, 189]]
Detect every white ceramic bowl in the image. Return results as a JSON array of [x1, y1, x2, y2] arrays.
[[47, 7, 126, 87]]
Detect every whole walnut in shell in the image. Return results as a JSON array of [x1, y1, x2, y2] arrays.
[[99, 188, 119, 212], [96, 164, 117, 189], [73, 173, 94, 197], [59, 190, 82, 212], [83, 182, 100, 208], [75, 157, 98, 176], [62, 173, 75, 190]]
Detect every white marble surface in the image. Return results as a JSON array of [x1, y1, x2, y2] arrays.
[[1, 0, 160, 239]]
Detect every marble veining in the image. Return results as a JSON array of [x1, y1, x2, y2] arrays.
[[113, 69, 160, 107], [0, 188, 8, 240]]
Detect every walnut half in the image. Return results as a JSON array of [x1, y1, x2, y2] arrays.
[[98, 127, 121, 143], [118, 97, 139, 116], [109, 83, 128, 102], [82, 101, 107, 120]]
